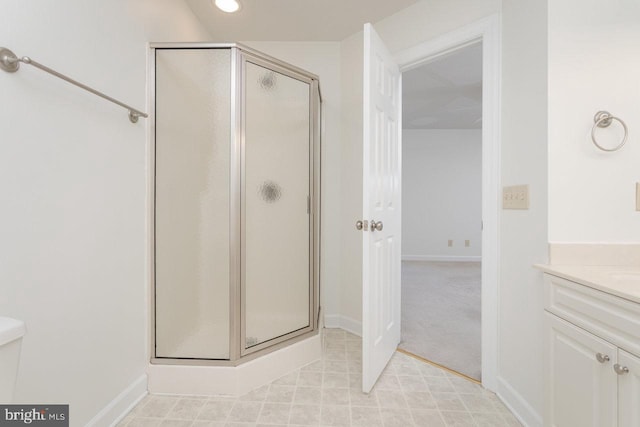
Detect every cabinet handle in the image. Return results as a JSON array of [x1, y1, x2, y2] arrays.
[[596, 353, 610, 363], [614, 364, 629, 375]]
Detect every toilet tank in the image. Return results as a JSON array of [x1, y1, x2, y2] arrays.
[[0, 317, 26, 403]]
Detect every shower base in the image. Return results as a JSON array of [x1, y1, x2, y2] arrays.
[[147, 332, 321, 397]]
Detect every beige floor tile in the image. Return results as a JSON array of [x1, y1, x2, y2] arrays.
[[265, 385, 295, 403], [324, 348, 348, 361], [227, 401, 262, 423], [126, 418, 163, 427], [403, 391, 437, 410], [348, 389, 377, 407], [411, 409, 446, 427], [440, 411, 476, 427], [376, 389, 408, 408], [398, 375, 429, 392], [380, 407, 415, 427], [197, 400, 235, 421], [166, 398, 206, 420], [320, 405, 351, 426], [423, 376, 455, 393], [323, 360, 348, 373], [323, 373, 349, 388], [471, 411, 509, 426], [374, 373, 401, 390], [299, 371, 323, 387], [322, 388, 350, 406], [257, 403, 291, 424], [294, 386, 322, 404], [302, 360, 324, 372], [350, 406, 383, 427], [431, 393, 467, 412], [134, 396, 179, 418], [348, 373, 362, 389], [289, 404, 321, 426], [239, 385, 269, 402], [191, 422, 225, 427], [459, 393, 498, 413], [159, 420, 192, 427]]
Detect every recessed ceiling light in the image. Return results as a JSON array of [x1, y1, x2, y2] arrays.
[[214, 0, 241, 13]]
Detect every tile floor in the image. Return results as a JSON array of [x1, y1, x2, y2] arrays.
[[118, 329, 522, 427]]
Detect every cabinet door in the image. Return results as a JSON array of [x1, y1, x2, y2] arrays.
[[545, 313, 617, 427], [618, 349, 640, 427]]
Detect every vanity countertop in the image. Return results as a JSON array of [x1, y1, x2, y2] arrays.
[[535, 264, 640, 304]]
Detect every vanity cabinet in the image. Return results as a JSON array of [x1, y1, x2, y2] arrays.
[[543, 273, 640, 427]]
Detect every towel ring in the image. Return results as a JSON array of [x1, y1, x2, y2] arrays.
[[591, 111, 628, 152]]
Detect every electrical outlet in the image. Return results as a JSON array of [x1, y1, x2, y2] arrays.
[[465, 240, 470, 247], [448, 240, 453, 247], [636, 183, 640, 211], [503, 185, 530, 210]]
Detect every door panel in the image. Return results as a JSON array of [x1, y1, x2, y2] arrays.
[[545, 313, 617, 427], [362, 23, 402, 393], [618, 349, 640, 427]]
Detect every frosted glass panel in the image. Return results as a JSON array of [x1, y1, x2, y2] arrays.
[[244, 62, 311, 348], [155, 49, 231, 359]]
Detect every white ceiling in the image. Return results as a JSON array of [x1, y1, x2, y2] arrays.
[[403, 43, 483, 130], [185, 0, 420, 41]]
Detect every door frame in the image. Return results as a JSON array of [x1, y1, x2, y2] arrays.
[[394, 15, 501, 390]]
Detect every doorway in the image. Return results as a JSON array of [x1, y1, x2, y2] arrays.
[[399, 42, 483, 381], [361, 16, 501, 392]]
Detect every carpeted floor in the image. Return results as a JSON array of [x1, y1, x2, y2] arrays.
[[399, 261, 482, 381]]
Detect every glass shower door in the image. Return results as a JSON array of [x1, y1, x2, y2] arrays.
[[243, 58, 312, 352]]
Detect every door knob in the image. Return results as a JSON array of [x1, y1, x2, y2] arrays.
[[356, 220, 369, 231], [596, 353, 610, 363], [614, 364, 629, 375], [371, 220, 383, 231]]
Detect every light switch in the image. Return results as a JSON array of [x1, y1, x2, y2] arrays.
[[503, 185, 530, 210]]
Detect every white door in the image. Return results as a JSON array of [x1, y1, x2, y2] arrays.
[[362, 23, 402, 393], [618, 349, 640, 427], [545, 313, 618, 427]]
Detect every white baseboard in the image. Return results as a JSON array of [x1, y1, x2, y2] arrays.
[[324, 314, 362, 337], [402, 255, 482, 262], [86, 374, 148, 427], [496, 376, 542, 427]]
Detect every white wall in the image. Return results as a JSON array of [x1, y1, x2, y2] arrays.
[[336, 32, 364, 333], [402, 129, 482, 260], [241, 41, 342, 322], [499, 1, 548, 425], [374, 0, 500, 53], [548, 0, 640, 242], [0, 1, 211, 425]]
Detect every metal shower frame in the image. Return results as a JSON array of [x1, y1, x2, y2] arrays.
[[147, 43, 322, 366]]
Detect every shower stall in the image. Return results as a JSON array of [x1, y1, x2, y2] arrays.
[[150, 43, 321, 368]]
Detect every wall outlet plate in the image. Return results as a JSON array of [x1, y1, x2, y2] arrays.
[[503, 185, 530, 210]]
